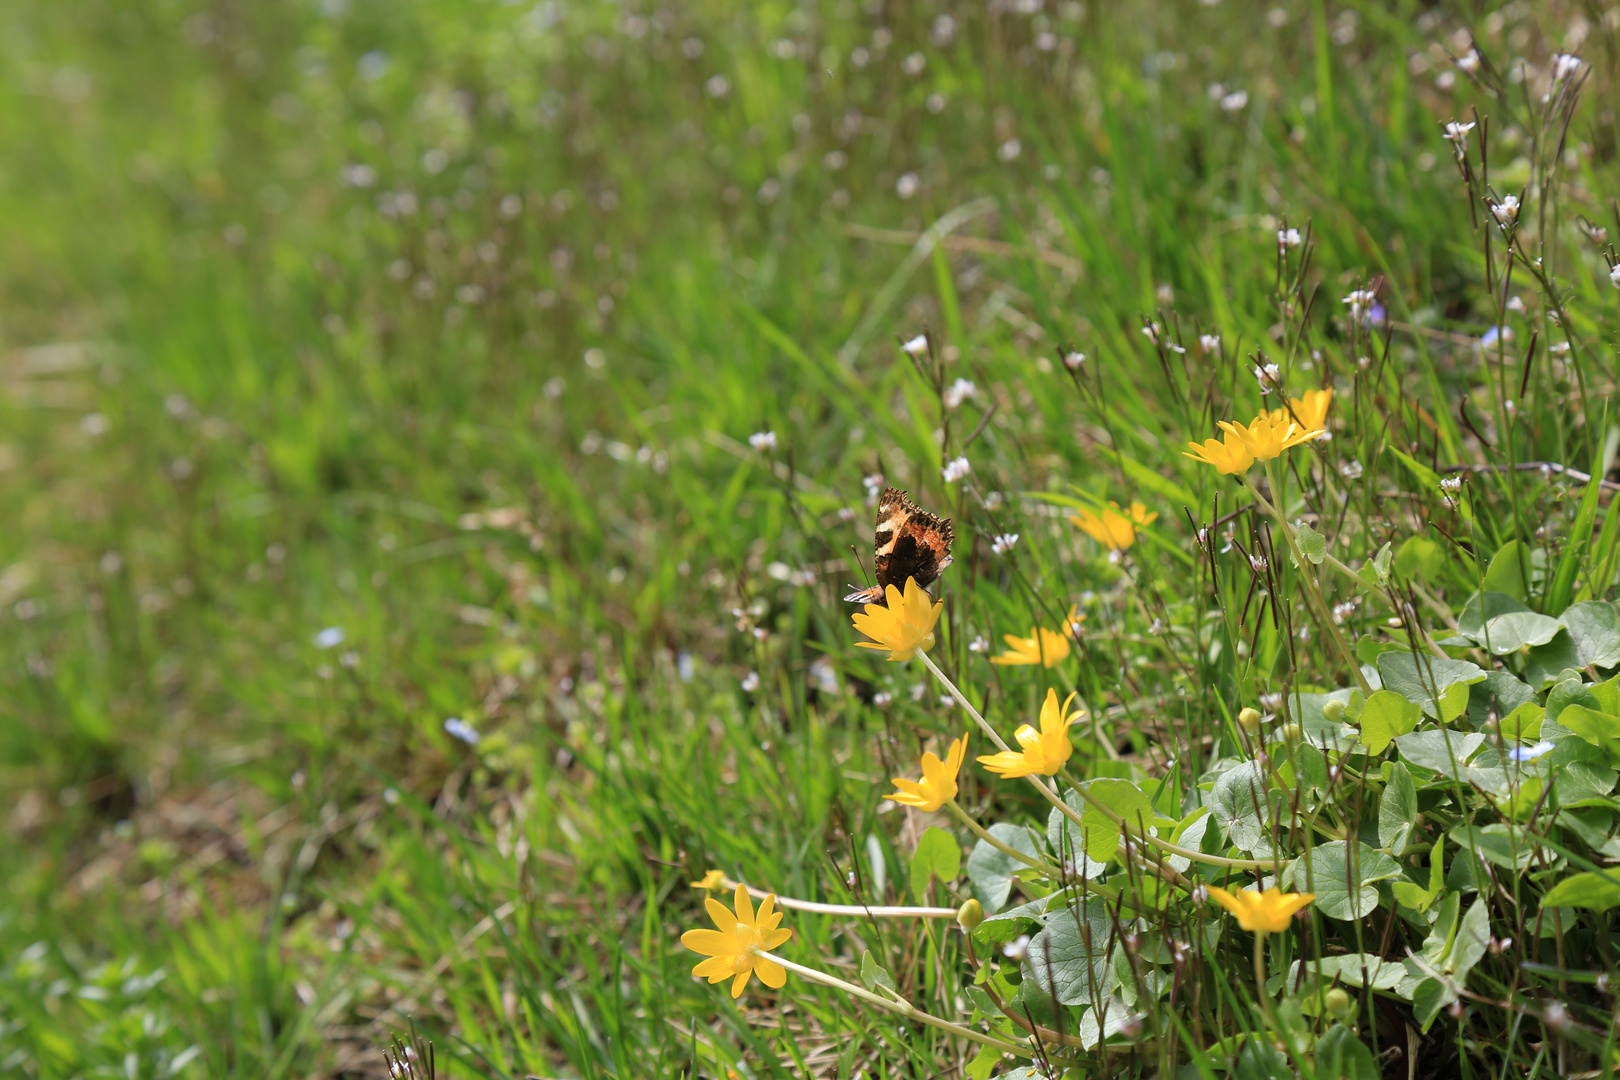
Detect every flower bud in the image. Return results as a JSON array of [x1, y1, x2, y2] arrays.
[[1324, 988, 1353, 1018], [1238, 707, 1262, 732], [956, 899, 985, 931], [1280, 722, 1302, 743], [1322, 699, 1346, 721]]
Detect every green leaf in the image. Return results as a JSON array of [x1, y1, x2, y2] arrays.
[[859, 950, 899, 997], [1558, 601, 1620, 667], [1358, 542, 1394, 588], [1379, 762, 1417, 854], [1498, 701, 1545, 743], [1483, 540, 1534, 601], [966, 1045, 1000, 1080], [909, 826, 961, 902], [1359, 690, 1421, 755], [1076, 778, 1151, 863], [1456, 590, 1531, 639], [965, 823, 1042, 914], [1395, 536, 1444, 582], [1526, 633, 1583, 691], [1296, 841, 1402, 921], [1411, 978, 1453, 1032], [1376, 652, 1486, 717], [1294, 522, 1327, 566], [1540, 871, 1620, 911], [1288, 953, 1405, 990], [1047, 792, 1110, 877], [1475, 610, 1562, 654], [1395, 729, 1484, 779], [1558, 704, 1620, 751], [1076, 995, 1134, 1049], [1025, 899, 1118, 1006], [1469, 671, 1536, 725], [1210, 761, 1278, 854], [1447, 899, 1491, 981], [1315, 1024, 1381, 1080], [1391, 843, 1443, 912], [1450, 823, 1536, 871]]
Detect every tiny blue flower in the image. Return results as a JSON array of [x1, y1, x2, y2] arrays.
[[443, 717, 481, 746], [313, 626, 346, 649], [1507, 740, 1554, 762]]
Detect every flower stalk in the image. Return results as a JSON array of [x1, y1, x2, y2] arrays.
[[762, 950, 1029, 1056]]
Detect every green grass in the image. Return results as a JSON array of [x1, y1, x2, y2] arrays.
[[3, 0, 1620, 1077]]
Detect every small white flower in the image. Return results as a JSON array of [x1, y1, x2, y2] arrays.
[[1277, 227, 1302, 249], [942, 456, 971, 484], [1249, 554, 1269, 573], [748, 430, 777, 451], [943, 378, 977, 409], [313, 626, 346, 649], [938, 695, 956, 709], [1063, 350, 1086, 370], [740, 671, 761, 692], [1456, 48, 1480, 74], [1609, 264, 1620, 288], [968, 634, 989, 653], [863, 473, 885, 497], [1440, 475, 1463, 495], [1198, 333, 1220, 354], [1332, 601, 1356, 623], [1342, 289, 1377, 319], [1443, 120, 1475, 147], [1003, 935, 1031, 962], [900, 334, 929, 356], [1491, 194, 1520, 225], [872, 690, 893, 707], [1252, 363, 1281, 394], [1508, 740, 1555, 762], [1220, 89, 1249, 112], [1141, 323, 1161, 344], [443, 717, 481, 745], [1339, 459, 1364, 481], [1552, 53, 1581, 82], [909, 682, 927, 702], [991, 532, 1019, 555]]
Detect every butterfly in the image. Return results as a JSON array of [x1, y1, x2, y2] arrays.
[[843, 487, 955, 606]]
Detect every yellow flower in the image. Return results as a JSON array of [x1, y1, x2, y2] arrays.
[[977, 688, 1082, 778], [1183, 427, 1257, 475], [1070, 501, 1159, 552], [1063, 603, 1086, 639], [1218, 412, 1322, 463], [1270, 387, 1332, 433], [1205, 886, 1316, 933], [851, 577, 944, 662], [681, 884, 793, 999], [884, 734, 967, 812], [690, 869, 726, 891], [989, 625, 1071, 668]]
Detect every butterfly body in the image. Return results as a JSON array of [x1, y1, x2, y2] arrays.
[[844, 488, 955, 605]]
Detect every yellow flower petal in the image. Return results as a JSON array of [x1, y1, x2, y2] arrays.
[[989, 626, 1071, 667], [682, 884, 793, 999], [851, 578, 944, 661], [1206, 885, 1316, 933]]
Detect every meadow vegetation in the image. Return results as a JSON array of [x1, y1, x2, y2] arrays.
[[3, 0, 1620, 1077]]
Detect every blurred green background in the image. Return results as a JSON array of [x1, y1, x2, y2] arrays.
[[0, 0, 1612, 1076]]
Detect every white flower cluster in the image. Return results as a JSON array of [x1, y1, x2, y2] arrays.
[[942, 456, 971, 484], [990, 533, 1019, 555], [748, 430, 778, 451]]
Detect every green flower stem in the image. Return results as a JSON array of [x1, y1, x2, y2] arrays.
[[724, 880, 957, 918], [916, 649, 1286, 872], [1248, 469, 1373, 696], [1253, 932, 1277, 1030], [762, 950, 1030, 1056], [943, 800, 1046, 870]]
